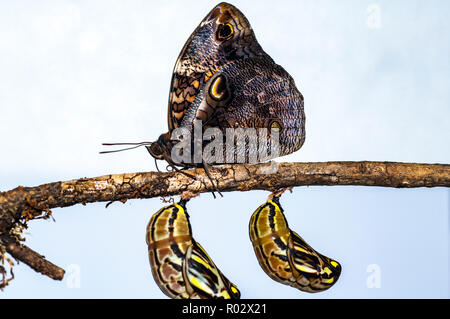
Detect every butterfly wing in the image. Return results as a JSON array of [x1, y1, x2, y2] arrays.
[[181, 57, 305, 160], [167, 2, 270, 131]]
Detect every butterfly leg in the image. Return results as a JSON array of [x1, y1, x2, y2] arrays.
[[202, 162, 223, 198], [161, 152, 196, 180], [159, 149, 221, 198], [154, 158, 161, 172]]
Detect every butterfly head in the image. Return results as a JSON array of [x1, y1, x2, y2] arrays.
[[146, 132, 171, 160]]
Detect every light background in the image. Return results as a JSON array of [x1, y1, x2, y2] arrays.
[[0, 0, 449, 298]]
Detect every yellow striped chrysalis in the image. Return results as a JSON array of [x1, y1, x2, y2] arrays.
[[146, 199, 240, 299], [249, 196, 341, 293]]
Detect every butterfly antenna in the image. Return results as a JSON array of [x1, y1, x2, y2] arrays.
[[99, 142, 152, 154]]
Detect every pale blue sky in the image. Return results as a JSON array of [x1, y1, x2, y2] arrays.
[[0, 0, 449, 298]]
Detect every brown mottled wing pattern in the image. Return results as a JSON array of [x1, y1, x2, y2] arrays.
[[181, 57, 305, 157], [249, 197, 342, 293], [167, 2, 270, 131], [148, 2, 305, 167]]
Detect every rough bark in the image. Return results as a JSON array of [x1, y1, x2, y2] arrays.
[[0, 235, 64, 280]]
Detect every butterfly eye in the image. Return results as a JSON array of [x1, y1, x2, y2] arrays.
[[147, 143, 164, 159], [209, 75, 229, 101], [217, 23, 234, 41], [269, 120, 283, 133]]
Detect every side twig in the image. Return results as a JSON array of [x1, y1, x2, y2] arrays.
[[0, 235, 64, 281]]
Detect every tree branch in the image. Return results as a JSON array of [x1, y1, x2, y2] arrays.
[[0, 161, 449, 286], [0, 235, 65, 281]]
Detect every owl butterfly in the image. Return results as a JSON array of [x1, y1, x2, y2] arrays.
[[146, 199, 240, 299], [146, 2, 305, 168], [249, 196, 341, 293]]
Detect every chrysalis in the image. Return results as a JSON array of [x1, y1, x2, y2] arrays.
[[146, 199, 240, 299], [249, 196, 341, 293]]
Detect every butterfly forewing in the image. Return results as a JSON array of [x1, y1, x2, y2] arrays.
[[148, 2, 306, 168], [167, 2, 270, 131]]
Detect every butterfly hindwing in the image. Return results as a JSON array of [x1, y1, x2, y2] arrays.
[[181, 57, 305, 158]]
